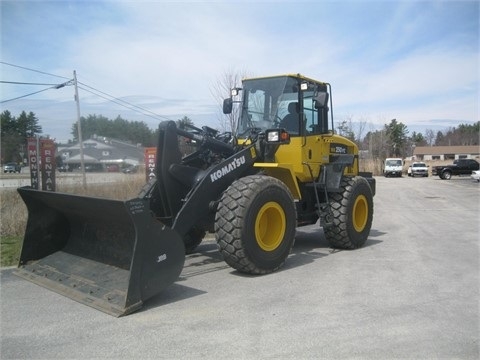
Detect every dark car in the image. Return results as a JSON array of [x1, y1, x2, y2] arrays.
[[84, 164, 104, 172], [432, 159, 480, 180]]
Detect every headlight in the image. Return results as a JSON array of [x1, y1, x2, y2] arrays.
[[267, 130, 279, 142], [265, 129, 290, 144]]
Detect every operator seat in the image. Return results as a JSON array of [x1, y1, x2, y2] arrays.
[[280, 102, 299, 133]]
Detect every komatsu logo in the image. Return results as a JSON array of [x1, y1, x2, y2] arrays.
[[210, 156, 246, 182]]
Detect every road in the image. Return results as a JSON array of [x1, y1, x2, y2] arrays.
[[1, 175, 479, 359]]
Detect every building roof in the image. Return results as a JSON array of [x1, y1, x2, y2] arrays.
[[413, 145, 480, 156], [58, 137, 144, 165]]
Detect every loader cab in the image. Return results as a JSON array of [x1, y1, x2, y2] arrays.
[[225, 74, 334, 138]]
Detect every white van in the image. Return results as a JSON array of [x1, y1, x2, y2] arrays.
[[384, 158, 403, 177]]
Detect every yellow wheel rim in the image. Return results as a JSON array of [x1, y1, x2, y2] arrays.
[[352, 194, 368, 232], [255, 202, 286, 251]]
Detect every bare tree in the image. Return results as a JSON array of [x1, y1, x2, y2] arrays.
[[337, 114, 355, 141], [356, 116, 368, 145], [337, 114, 368, 147], [210, 68, 251, 134], [425, 128, 435, 146]]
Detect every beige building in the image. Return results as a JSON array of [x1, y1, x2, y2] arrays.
[[413, 145, 480, 161]]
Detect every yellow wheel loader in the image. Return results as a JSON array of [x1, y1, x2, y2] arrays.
[[15, 74, 375, 316]]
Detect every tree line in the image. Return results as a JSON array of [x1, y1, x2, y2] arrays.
[[338, 118, 479, 159], [1, 108, 478, 164], [0, 110, 194, 164], [68, 114, 194, 146]]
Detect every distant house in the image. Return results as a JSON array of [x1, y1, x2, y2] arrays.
[[58, 137, 144, 170], [413, 145, 480, 161]]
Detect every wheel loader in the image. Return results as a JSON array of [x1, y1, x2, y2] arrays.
[[15, 74, 376, 316]]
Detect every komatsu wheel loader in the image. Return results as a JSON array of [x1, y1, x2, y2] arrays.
[[15, 74, 375, 316]]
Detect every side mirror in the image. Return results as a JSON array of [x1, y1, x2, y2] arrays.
[[314, 92, 329, 109], [223, 98, 233, 114]]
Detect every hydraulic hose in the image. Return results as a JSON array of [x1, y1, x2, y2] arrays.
[[176, 127, 235, 156]]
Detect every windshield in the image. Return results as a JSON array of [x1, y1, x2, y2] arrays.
[[237, 76, 298, 136], [386, 160, 402, 166], [236, 75, 331, 137], [412, 163, 426, 168]]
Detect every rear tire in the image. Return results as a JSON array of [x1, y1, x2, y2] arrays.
[[215, 175, 296, 274], [324, 176, 374, 249]]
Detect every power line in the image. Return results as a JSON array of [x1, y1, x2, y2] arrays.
[[0, 85, 61, 104], [0, 80, 63, 86], [0, 61, 70, 80], [0, 81, 63, 86], [0, 62, 74, 103], [0, 62, 178, 122], [77, 81, 174, 121], [0, 80, 73, 104]]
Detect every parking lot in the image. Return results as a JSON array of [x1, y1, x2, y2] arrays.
[[1, 175, 479, 359]]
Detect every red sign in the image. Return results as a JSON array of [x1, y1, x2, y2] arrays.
[[27, 138, 39, 189], [40, 139, 56, 191], [144, 147, 157, 182]]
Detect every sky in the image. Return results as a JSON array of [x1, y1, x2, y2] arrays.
[[1, 0, 479, 143]]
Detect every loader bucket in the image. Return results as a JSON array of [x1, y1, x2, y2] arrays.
[[14, 187, 185, 317]]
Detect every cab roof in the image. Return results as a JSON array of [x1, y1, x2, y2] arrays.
[[242, 73, 329, 86]]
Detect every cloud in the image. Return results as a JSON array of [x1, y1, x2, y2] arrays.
[[336, 46, 477, 101], [1, 0, 478, 142]]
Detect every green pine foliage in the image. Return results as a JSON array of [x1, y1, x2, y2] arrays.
[[1, 110, 43, 163]]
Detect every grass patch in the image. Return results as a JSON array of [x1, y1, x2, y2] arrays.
[[0, 235, 22, 267]]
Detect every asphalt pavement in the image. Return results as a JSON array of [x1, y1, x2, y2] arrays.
[[1, 175, 479, 359]]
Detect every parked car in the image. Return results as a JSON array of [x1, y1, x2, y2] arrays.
[[432, 159, 480, 180], [107, 164, 120, 172], [3, 162, 21, 173], [471, 170, 480, 182], [122, 165, 138, 174], [407, 162, 428, 177], [84, 164, 104, 172], [58, 164, 73, 172]]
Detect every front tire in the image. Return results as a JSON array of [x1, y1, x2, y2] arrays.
[[215, 175, 296, 274], [324, 176, 374, 249]]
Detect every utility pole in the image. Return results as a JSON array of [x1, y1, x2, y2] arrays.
[[73, 70, 87, 189]]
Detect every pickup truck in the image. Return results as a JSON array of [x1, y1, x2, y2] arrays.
[[407, 162, 429, 177], [432, 159, 480, 180]]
